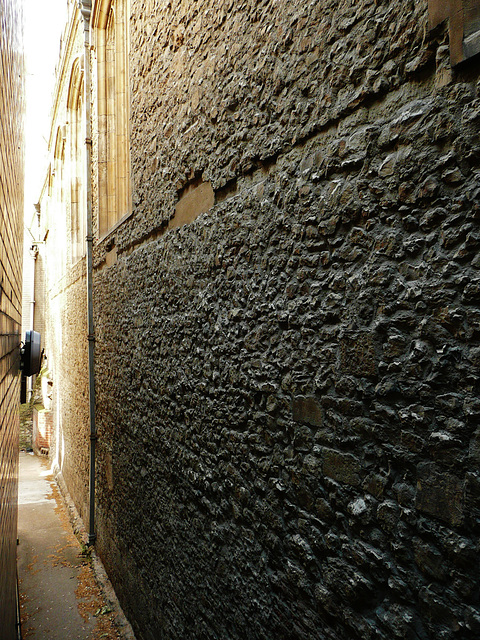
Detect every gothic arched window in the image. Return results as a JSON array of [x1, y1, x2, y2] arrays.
[[67, 58, 86, 263], [94, 0, 131, 237]]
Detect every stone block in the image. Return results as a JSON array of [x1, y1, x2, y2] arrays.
[[292, 395, 322, 427], [415, 463, 464, 527], [169, 181, 215, 230], [340, 332, 377, 378], [413, 537, 446, 580], [464, 472, 480, 531], [322, 448, 361, 487]]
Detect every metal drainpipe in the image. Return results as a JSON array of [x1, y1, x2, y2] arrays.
[[79, 0, 96, 546]]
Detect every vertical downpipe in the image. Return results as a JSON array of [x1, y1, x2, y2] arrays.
[[80, 0, 96, 546]]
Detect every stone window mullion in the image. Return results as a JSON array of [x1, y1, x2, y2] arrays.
[[96, 0, 131, 237]]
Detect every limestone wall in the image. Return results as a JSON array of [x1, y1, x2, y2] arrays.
[[91, 0, 480, 638], [0, 1, 24, 637], [40, 2, 91, 529]]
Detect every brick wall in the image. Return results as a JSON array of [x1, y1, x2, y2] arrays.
[[0, 1, 24, 637], [61, 0, 480, 638]]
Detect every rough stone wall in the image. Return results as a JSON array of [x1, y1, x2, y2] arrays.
[[41, 5, 91, 528], [22, 229, 46, 354], [45, 238, 90, 524], [93, 1, 480, 638], [0, 0, 24, 637], [60, 263, 90, 521], [33, 251, 46, 348], [21, 228, 34, 337]]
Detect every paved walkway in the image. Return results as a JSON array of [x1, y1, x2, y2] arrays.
[[17, 452, 124, 640]]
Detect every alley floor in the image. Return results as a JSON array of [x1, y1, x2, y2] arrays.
[[17, 451, 130, 640]]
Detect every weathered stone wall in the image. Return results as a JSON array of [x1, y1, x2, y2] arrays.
[[45, 251, 90, 524], [0, 0, 24, 637], [93, 0, 480, 638], [41, 4, 91, 529]]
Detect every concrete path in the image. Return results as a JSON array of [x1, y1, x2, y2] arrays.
[[17, 452, 121, 640]]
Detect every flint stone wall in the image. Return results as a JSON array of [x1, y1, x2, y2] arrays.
[[93, 0, 480, 638]]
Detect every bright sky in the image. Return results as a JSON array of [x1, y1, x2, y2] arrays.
[[23, 0, 67, 226]]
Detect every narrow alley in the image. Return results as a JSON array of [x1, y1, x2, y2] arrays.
[[1, 0, 479, 638], [17, 452, 133, 640]]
